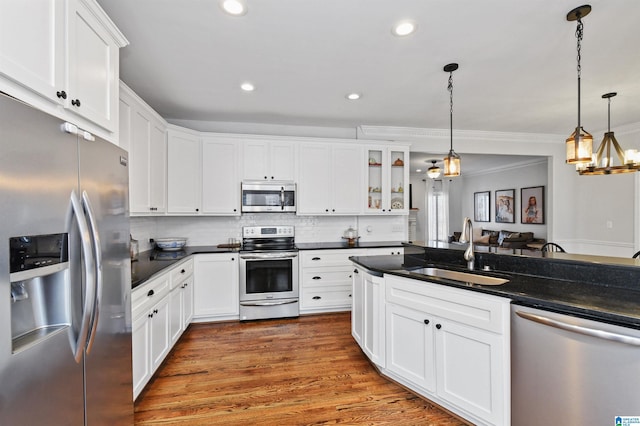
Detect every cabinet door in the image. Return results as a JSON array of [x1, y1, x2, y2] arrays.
[[0, 0, 65, 105], [182, 276, 194, 326], [388, 147, 409, 213], [169, 287, 183, 345], [202, 138, 240, 215], [131, 312, 151, 399], [434, 319, 505, 425], [386, 303, 436, 393], [269, 141, 295, 180], [67, 0, 119, 131], [149, 122, 167, 212], [351, 267, 364, 345], [331, 144, 362, 214], [241, 140, 269, 180], [193, 254, 239, 318], [167, 129, 200, 214], [297, 143, 331, 214], [150, 294, 170, 370], [363, 272, 385, 367], [366, 147, 385, 212]]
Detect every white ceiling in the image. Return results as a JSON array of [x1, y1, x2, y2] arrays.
[[99, 0, 640, 142]]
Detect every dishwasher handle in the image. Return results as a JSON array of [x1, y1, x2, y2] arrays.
[[515, 310, 640, 347]]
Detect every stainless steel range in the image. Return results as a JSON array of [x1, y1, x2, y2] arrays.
[[239, 226, 299, 321]]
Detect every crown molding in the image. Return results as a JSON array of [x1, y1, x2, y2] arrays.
[[357, 125, 565, 145]]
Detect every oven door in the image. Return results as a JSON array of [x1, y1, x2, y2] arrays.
[[239, 252, 299, 301]]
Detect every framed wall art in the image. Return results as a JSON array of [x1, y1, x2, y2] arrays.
[[474, 191, 490, 222], [521, 186, 544, 224], [495, 189, 515, 223]]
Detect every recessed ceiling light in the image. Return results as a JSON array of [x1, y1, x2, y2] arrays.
[[416, 169, 422, 173], [221, 0, 247, 16], [240, 82, 255, 92], [392, 20, 416, 37], [346, 93, 361, 100]]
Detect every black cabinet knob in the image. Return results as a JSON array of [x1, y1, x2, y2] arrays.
[[264, 176, 268, 180], [56, 90, 67, 99], [153, 309, 158, 314], [195, 208, 199, 212], [325, 209, 329, 212], [181, 269, 185, 274], [147, 289, 154, 297], [233, 208, 237, 212], [148, 313, 153, 318], [353, 269, 358, 273], [436, 324, 442, 330], [231, 258, 235, 261], [424, 319, 430, 325], [71, 99, 81, 107]]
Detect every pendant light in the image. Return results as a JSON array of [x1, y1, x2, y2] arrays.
[[565, 5, 593, 164], [578, 92, 640, 175], [443, 63, 461, 177], [426, 160, 441, 179]]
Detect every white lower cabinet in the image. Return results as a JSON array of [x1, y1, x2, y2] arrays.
[[132, 258, 194, 400], [354, 273, 510, 426], [131, 272, 171, 399], [301, 247, 403, 314], [193, 253, 239, 321], [351, 266, 386, 368]]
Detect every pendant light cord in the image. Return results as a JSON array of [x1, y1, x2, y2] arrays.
[[576, 16, 583, 132], [448, 72, 454, 152]]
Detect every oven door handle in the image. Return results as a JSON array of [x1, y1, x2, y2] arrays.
[[240, 253, 298, 260], [240, 300, 298, 307]]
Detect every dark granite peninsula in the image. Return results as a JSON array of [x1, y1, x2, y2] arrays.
[[350, 242, 640, 329]]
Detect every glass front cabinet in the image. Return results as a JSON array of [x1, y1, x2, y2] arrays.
[[365, 146, 410, 214]]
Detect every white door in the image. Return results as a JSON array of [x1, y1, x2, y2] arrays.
[[202, 138, 240, 215], [131, 312, 151, 399], [332, 144, 362, 214], [169, 287, 183, 345], [193, 254, 239, 318], [297, 143, 331, 214], [149, 294, 171, 370], [167, 129, 200, 214], [385, 303, 436, 393]]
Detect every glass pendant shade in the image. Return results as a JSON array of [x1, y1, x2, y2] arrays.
[[565, 127, 593, 164], [427, 161, 441, 179], [443, 150, 461, 177]]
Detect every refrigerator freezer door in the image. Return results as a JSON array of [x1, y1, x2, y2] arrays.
[[0, 94, 84, 424], [79, 135, 133, 424]]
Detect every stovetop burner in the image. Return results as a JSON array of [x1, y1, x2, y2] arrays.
[[241, 226, 296, 252]]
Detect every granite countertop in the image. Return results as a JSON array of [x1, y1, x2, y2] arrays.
[[350, 254, 640, 330], [296, 241, 405, 250], [131, 245, 238, 289]]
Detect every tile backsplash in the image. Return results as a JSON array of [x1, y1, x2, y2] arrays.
[[131, 214, 408, 251]]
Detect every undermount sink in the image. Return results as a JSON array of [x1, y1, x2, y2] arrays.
[[407, 267, 509, 286]]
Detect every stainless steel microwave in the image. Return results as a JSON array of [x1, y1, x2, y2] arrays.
[[241, 181, 296, 213]]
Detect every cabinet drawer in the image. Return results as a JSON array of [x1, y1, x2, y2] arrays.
[[386, 275, 508, 334], [132, 273, 170, 316], [301, 251, 359, 268], [301, 286, 352, 309], [170, 258, 194, 289], [302, 268, 354, 288]]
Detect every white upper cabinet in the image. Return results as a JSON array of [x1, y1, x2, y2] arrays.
[[167, 127, 201, 214], [201, 136, 241, 215], [297, 142, 362, 215], [120, 83, 167, 215], [0, 0, 65, 105], [0, 0, 128, 139], [241, 139, 296, 181], [365, 145, 410, 214]]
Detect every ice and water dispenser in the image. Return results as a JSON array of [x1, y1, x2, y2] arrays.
[[9, 233, 70, 353]]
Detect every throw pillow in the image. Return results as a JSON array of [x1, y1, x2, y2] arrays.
[[476, 234, 491, 244]]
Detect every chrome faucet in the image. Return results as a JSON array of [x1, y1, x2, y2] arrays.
[[460, 217, 475, 270]]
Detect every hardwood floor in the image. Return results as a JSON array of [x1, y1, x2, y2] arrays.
[[135, 312, 467, 425]]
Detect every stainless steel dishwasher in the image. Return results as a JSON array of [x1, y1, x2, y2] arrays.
[[511, 304, 640, 425]]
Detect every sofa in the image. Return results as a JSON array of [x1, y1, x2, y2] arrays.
[[451, 228, 545, 249]]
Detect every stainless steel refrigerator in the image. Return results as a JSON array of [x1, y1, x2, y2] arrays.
[[0, 93, 133, 424]]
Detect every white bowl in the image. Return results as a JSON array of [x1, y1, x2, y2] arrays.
[[155, 238, 187, 251]]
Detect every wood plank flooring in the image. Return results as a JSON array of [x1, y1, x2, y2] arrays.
[[134, 312, 467, 425]]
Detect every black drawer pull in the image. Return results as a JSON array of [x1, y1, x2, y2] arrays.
[[148, 313, 153, 318], [147, 289, 154, 297], [56, 90, 67, 99], [153, 309, 158, 314], [312, 296, 321, 300], [353, 269, 358, 273], [71, 99, 81, 107], [312, 276, 322, 280], [312, 257, 321, 261]]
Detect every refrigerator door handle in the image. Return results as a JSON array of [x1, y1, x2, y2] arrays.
[[82, 191, 102, 354], [68, 190, 96, 363]]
